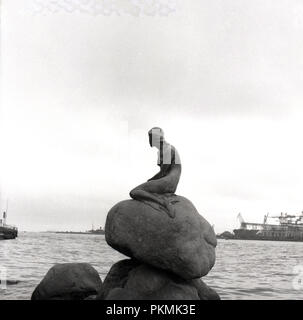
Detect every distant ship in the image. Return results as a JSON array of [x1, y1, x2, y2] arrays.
[[55, 226, 105, 235], [86, 226, 105, 235], [0, 211, 18, 240], [233, 212, 303, 242]]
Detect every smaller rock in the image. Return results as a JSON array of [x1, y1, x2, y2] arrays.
[[31, 263, 102, 300], [97, 259, 220, 300], [84, 295, 97, 300], [6, 280, 20, 286], [97, 259, 140, 300], [106, 288, 138, 300], [191, 279, 220, 300]]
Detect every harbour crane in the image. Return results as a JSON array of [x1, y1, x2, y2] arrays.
[[237, 213, 245, 226], [263, 213, 269, 224], [269, 212, 303, 225]]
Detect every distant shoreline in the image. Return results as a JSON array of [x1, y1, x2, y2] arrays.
[[53, 231, 105, 235]]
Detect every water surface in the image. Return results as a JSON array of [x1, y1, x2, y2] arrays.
[[0, 233, 302, 300]]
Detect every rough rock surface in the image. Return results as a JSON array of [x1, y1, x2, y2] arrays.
[[97, 259, 141, 300], [31, 263, 102, 300], [105, 196, 217, 279], [97, 259, 219, 300]]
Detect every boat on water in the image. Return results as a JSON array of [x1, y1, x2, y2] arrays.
[[55, 226, 105, 235], [233, 212, 303, 242], [87, 226, 105, 235], [0, 211, 18, 240]]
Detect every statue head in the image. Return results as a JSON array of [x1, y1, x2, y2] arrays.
[[148, 127, 164, 148]]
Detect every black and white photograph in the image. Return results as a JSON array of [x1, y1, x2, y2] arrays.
[[1, 0, 303, 306]]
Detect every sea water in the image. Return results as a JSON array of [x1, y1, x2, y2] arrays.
[[0, 233, 303, 300]]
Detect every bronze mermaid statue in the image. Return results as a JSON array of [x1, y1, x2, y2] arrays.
[[129, 127, 181, 218]]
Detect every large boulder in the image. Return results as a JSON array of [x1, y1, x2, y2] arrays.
[[97, 259, 220, 300], [105, 196, 217, 279], [31, 263, 102, 300]]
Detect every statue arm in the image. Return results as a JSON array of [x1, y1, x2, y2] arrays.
[[148, 171, 163, 181], [148, 164, 171, 181]]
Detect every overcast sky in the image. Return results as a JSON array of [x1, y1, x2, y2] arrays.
[[1, 0, 303, 232]]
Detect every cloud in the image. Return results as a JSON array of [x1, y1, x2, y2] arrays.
[[4, 0, 303, 120]]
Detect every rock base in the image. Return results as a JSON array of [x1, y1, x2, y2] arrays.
[[31, 263, 102, 300], [97, 259, 220, 300]]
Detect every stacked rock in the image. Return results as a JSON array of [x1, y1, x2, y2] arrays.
[[98, 127, 219, 300], [30, 195, 218, 300], [97, 195, 219, 300]]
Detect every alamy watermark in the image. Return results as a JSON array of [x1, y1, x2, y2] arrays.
[[0, 266, 7, 290], [29, 0, 177, 16], [0, 240, 9, 291], [292, 265, 303, 290]]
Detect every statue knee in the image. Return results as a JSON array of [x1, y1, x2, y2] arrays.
[[130, 189, 140, 199], [129, 190, 135, 199]]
